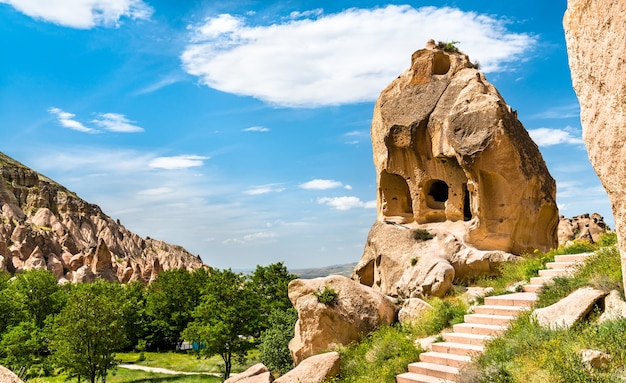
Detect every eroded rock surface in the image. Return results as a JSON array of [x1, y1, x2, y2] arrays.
[[355, 43, 557, 297], [564, 0, 626, 290], [224, 363, 274, 383], [558, 213, 609, 245], [532, 288, 607, 330], [275, 352, 340, 383], [0, 152, 205, 283], [288, 275, 396, 365]]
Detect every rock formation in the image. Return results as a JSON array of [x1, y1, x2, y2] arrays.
[[558, 213, 609, 245], [224, 363, 274, 383], [287, 275, 396, 365], [353, 42, 558, 297], [274, 352, 340, 383], [0, 152, 205, 283], [564, 0, 626, 292], [0, 365, 23, 383], [532, 287, 607, 330]]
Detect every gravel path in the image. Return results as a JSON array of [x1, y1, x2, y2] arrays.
[[118, 363, 221, 377]]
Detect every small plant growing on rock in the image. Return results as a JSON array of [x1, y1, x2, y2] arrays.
[[314, 284, 338, 305], [437, 40, 460, 52], [410, 257, 419, 266], [412, 229, 434, 242]]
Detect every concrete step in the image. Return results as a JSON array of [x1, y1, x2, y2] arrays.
[[474, 304, 527, 316], [554, 252, 593, 262], [530, 276, 554, 285], [546, 261, 579, 269], [431, 341, 484, 356], [484, 292, 537, 307], [396, 371, 455, 383], [464, 313, 514, 326], [538, 269, 572, 278], [408, 362, 459, 381], [522, 284, 543, 292], [453, 322, 506, 336], [419, 351, 471, 368], [442, 332, 491, 346]]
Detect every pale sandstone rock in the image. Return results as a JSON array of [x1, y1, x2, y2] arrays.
[[275, 352, 340, 383], [398, 298, 432, 324], [46, 253, 64, 279], [564, 0, 626, 292], [0, 365, 24, 383], [91, 239, 118, 282], [580, 349, 611, 370], [68, 253, 84, 271], [73, 265, 95, 283], [354, 221, 518, 297], [558, 213, 609, 245], [224, 364, 274, 383], [288, 275, 396, 365], [532, 288, 607, 329], [599, 290, 626, 322], [356, 43, 556, 297], [23, 246, 46, 271]]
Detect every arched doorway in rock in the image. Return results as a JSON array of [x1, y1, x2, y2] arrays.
[[463, 183, 472, 221], [425, 179, 448, 210], [380, 171, 413, 220]]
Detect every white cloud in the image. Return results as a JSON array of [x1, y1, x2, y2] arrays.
[[243, 126, 270, 132], [148, 155, 209, 170], [528, 127, 584, 147], [244, 184, 286, 195], [531, 104, 580, 119], [182, 5, 536, 107], [0, 0, 153, 29], [48, 107, 98, 133], [300, 179, 343, 190], [317, 196, 376, 210], [92, 113, 144, 133], [137, 187, 174, 196], [223, 231, 279, 245]]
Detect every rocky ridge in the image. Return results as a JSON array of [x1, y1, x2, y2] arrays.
[[0, 152, 205, 283]]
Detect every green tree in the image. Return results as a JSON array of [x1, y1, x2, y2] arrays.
[[51, 281, 127, 383], [258, 307, 297, 374], [0, 320, 51, 378], [183, 268, 260, 380], [10, 269, 66, 328], [145, 268, 209, 349], [249, 262, 297, 332]]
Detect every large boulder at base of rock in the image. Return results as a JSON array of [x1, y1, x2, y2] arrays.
[[224, 363, 274, 383], [288, 275, 396, 365], [564, 0, 626, 292], [275, 352, 340, 383], [532, 288, 607, 329], [353, 221, 519, 297], [558, 213, 610, 245], [398, 298, 432, 324], [599, 290, 626, 322], [369, 43, 558, 253], [0, 365, 24, 383]]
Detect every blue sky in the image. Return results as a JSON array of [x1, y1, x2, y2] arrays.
[[0, 0, 611, 270]]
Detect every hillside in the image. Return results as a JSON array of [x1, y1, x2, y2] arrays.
[[0, 151, 205, 283]]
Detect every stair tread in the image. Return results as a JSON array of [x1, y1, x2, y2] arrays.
[[396, 371, 455, 383], [465, 313, 515, 320], [431, 341, 484, 353], [421, 351, 472, 361], [408, 361, 460, 374]]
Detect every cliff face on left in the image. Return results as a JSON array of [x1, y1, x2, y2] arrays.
[[0, 151, 205, 283]]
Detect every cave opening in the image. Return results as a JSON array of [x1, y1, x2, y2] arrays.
[[463, 183, 472, 221], [425, 179, 448, 210]]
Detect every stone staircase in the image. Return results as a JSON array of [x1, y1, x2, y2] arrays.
[[396, 252, 592, 383]]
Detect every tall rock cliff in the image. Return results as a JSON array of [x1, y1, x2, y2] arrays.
[[353, 42, 558, 297], [0, 152, 205, 283], [564, 0, 626, 292]]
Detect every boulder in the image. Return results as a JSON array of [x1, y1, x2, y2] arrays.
[[398, 298, 432, 324], [354, 221, 518, 297], [275, 352, 340, 383], [224, 363, 274, 383], [558, 213, 609, 245], [564, 0, 626, 292], [23, 246, 46, 271], [532, 288, 607, 329], [580, 349, 611, 370], [46, 253, 65, 279], [73, 264, 95, 283], [0, 365, 24, 383], [598, 290, 626, 322], [91, 239, 118, 282], [356, 42, 556, 297], [288, 275, 396, 365]]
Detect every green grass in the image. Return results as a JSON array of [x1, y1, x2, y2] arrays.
[[28, 368, 222, 383]]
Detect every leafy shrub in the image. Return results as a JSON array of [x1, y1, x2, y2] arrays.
[[258, 308, 297, 375], [314, 285, 338, 305], [412, 229, 433, 242], [413, 297, 468, 335], [437, 40, 460, 52]]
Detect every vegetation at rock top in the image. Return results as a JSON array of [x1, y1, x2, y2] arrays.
[[0, 262, 297, 382]]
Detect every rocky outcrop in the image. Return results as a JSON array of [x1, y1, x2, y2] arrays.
[[0, 152, 205, 283], [564, 0, 626, 291], [224, 363, 274, 383], [274, 352, 340, 383], [354, 220, 519, 298], [0, 365, 24, 383], [355, 42, 558, 297], [558, 213, 609, 245], [532, 288, 607, 330], [288, 275, 396, 365], [397, 297, 432, 324], [599, 290, 626, 322]]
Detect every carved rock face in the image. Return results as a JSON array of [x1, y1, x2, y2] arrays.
[[564, 0, 626, 291], [371, 46, 558, 254]]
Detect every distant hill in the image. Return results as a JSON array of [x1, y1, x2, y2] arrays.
[[292, 262, 357, 279]]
